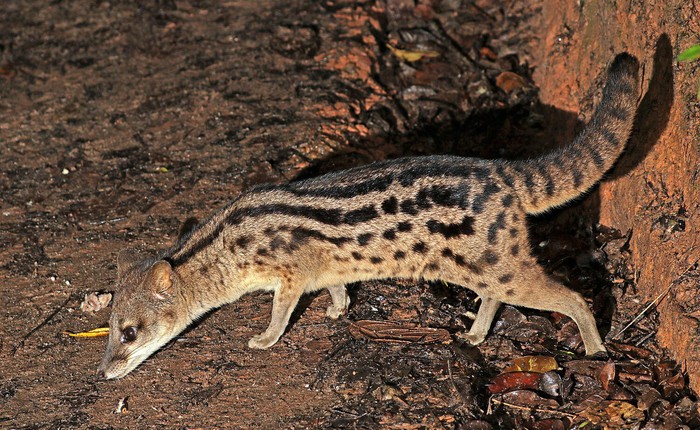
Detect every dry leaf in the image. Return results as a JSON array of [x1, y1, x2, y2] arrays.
[[579, 401, 644, 430], [498, 389, 560, 409], [598, 362, 616, 391], [488, 371, 541, 394], [372, 385, 408, 408], [659, 372, 685, 397], [528, 419, 566, 430], [563, 360, 608, 379], [348, 320, 451, 344], [538, 371, 563, 397], [386, 44, 439, 63], [80, 292, 112, 313], [479, 47, 498, 61], [503, 355, 558, 374], [62, 327, 110, 338], [607, 341, 652, 359], [495, 71, 530, 94]]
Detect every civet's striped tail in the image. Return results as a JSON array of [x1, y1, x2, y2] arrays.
[[503, 53, 640, 215]]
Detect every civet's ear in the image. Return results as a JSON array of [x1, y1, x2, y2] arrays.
[[117, 249, 141, 279], [149, 260, 175, 300]]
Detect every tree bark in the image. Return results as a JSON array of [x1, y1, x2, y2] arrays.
[[534, 0, 700, 392]]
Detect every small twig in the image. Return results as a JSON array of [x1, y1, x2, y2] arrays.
[[12, 294, 73, 355], [296, 322, 331, 328], [489, 396, 577, 418], [331, 408, 366, 419], [465, 0, 497, 21], [446, 358, 472, 406], [634, 330, 656, 347], [612, 260, 698, 340], [446, 359, 460, 396]]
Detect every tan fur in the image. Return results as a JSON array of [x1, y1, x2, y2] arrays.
[[98, 54, 640, 379]]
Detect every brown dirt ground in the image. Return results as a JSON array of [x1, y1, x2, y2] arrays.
[[1, 1, 698, 429]]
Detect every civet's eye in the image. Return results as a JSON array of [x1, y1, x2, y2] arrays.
[[121, 326, 138, 343]]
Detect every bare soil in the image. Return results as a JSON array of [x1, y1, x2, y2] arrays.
[[1, 1, 698, 429]]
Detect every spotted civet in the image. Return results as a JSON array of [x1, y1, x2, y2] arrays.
[[98, 53, 640, 379]]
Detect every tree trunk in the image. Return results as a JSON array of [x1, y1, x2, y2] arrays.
[[534, 0, 700, 392]]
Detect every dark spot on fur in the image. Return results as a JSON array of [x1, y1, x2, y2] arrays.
[[472, 167, 490, 181], [236, 235, 252, 249], [472, 182, 500, 214], [505, 288, 515, 296], [537, 165, 555, 196], [394, 250, 406, 260], [572, 167, 583, 188], [513, 165, 535, 192], [357, 233, 374, 246], [263, 227, 276, 237], [425, 262, 439, 271], [511, 244, 520, 256], [400, 199, 418, 215], [499, 274, 514, 284], [370, 256, 384, 264], [412, 241, 427, 254], [502, 194, 514, 207], [477, 282, 488, 289], [383, 229, 396, 240], [199, 265, 209, 275], [483, 250, 499, 265], [382, 196, 398, 214], [289, 227, 351, 250], [352, 252, 363, 261], [587, 146, 605, 168], [269, 236, 286, 251], [495, 165, 514, 187], [466, 262, 482, 275], [426, 215, 475, 239], [397, 221, 412, 232], [441, 248, 454, 257], [487, 212, 506, 244], [454, 254, 467, 267], [415, 188, 432, 209], [509, 228, 518, 238], [427, 185, 468, 207], [257, 247, 269, 256]]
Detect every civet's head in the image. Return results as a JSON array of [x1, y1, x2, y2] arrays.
[[98, 251, 187, 379]]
